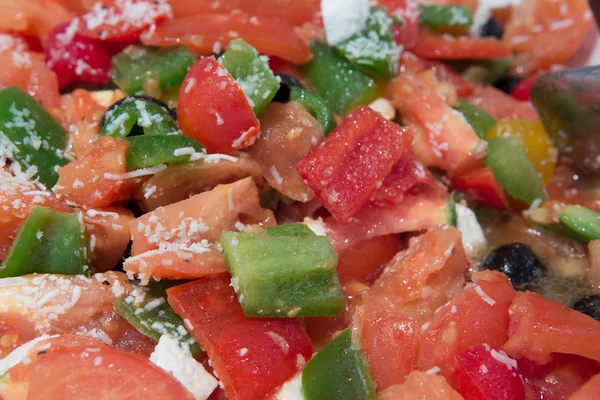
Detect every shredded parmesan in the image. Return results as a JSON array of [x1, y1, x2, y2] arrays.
[[104, 164, 167, 180]]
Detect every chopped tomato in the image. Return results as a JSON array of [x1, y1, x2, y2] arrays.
[[336, 234, 403, 285], [45, 21, 112, 89], [467, 85, 540, 122], [418, 271, 516, 384], [0, 49, 61, 111], [388, 70, 486, 174], [370, 152, 433, 208], [413, 29, 511, 60], [77, 0, 173, 42], [167, 275, 314, 400], [54, 136, 133, 209], [325, 183, 451, 250], [0, 314, 37, 358], [136, 155, 266, 212], [519, 354, 600, 400], [0, 168, 71, 259], [26, 341, 193, 399], [177, 57, 259, 154], [503, 291, 600, 364], [247, 102, 323, 203], [296, 106, 412, 223], [352, 226, 467, 389], [167, 0, 319, 26], [60, 89, 106, 157], [376, 0, 420, 49], [570, 372, 600, 400], [0, 33, 29, 53], [0, 0, 72, 40], [84, 206, 134, 272], [141, 12, 312, 65], [455, 344, 525, 400], [379, 371, 464, 400], [60, 88, 104, 128], [451, 167, 510, 211], [504, 0, 594, 75], [126, 178, 274, 282]]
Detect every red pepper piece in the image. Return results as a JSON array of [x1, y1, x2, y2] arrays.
[[452, 167, 510, 211]]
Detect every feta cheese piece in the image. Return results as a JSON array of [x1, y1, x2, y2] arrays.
[[150, 335, 218, 400], [368, 98, 396, 120], [275, 372, 305, 400], [456, 203, 486, 258], [302, 217, 327, 236], [321, 0, 370, 45]]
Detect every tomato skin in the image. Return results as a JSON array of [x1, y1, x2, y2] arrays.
[[84, 206, 134, 272], [352, 226, 466, 390], [167, 0, 319, 26], [26, 341, 193, 400], [296, 106, 412, 223], [418, 271, 516, 384], [379, 371, 464, 400], [177, 57, 259, 154], [141, 12, 312, 65], [376, 0, 420, 49], [455, 344, 525, 400], [77, 0, 173, 42], [413, 29, 511, 60], [45, 21, 112, 89], [452, 167, 510, 211], [467, 86, 539, 122], [167, 276, 314, 400], [503, 291, 600, 365], [570, 372, 600, 400]]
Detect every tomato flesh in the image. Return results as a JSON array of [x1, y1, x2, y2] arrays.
[[167, 275, 314, 400], [451, 167, 510, 211], [177, 57, 259, 154], [413, 29, 511, 60]]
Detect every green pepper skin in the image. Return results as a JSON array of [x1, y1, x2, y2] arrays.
[[220, 226, 345, 318], [0, 87, 69, 188], [302, 330, 378, 400], [454, 98, 497, 138], [219, 39, 280, 116], [112, 46, 196, 95], [484, 137, 548, 205], [0, 207, 90, 277], [559, 205, 600, 243], [265, 223, 315, 237], [302, 42, 377, 115], [116, 281, 201, 356], [335, 7, 401, 79], [126, 135, 205, 170], [99, 97, 179, 138], [289, 87, 336, 135], [419, 4, 473, 28]]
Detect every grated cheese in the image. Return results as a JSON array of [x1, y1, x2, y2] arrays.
[[474, 284, 496, 306], [275, 372, 305, 400], [321, 0, 370, 45], [455, 203, 486, 258], [104, 164, 167, 180]]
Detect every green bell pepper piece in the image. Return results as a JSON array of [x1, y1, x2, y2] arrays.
[[126, 135, 205, 170], [219, 39, 280, 116], [116, 281, 200, 355], [289, 87, 336, 135], [220, 225, 344, 318], [484, 137, 548, 205], [462, 58, 513, 85], [419, 4, 473, 28], [454, 98, 497, 138], [302, 42, 377, 115], [302, 330, 378, 400], [335, 7, 401, 79], [0, 87, 69, 188], [0, 206, 90, 277], [265, 223, 315, 237], [558, 205, 600, 243], [99, 97, 179, 138], [112, 46, 196, 95]]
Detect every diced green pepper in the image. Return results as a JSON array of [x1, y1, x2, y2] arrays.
[[219, 39, 280, 116], [419, 4, 473, 28], [289, 87, 336, 135], [220, 225, 344, 318], [126, 135, 205, 170], [116, 281, 201, 356], [112, 46, 196, 95], [99, 97, 179, 138], [0, 206, 90, 277], [302, 330, 377, 400], [302, 42, 377, 115], [454, 98, 497, 138], [462, 58, 512, 85], [0, 87, 69, 188], [484, 137, 548, 205], [265, 223, 315, 237], [335, 7, 401, 79], [559, 205, 600, 243]]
